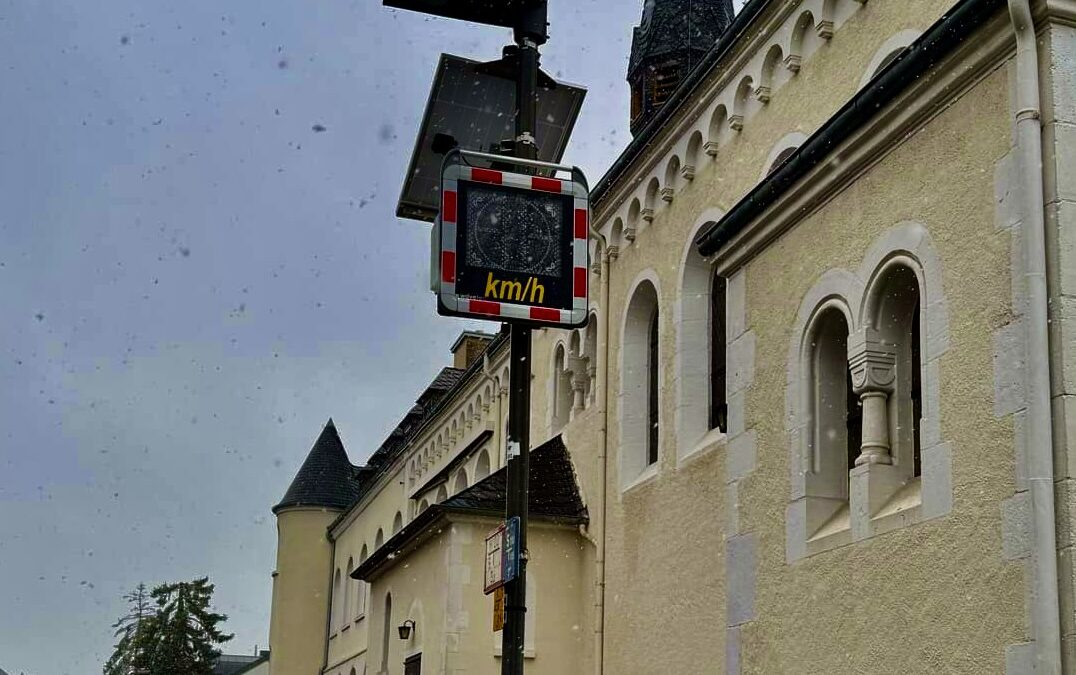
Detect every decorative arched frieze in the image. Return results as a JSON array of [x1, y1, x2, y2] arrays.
[[642, 177, 660, 223], [684, 130, 703, 180], [859, 30, 922, 89], [662, 156, 680, 202], [730, 76, 754, 131], [706, 104, 729, 156]]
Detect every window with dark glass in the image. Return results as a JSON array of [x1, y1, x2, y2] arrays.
[[711, 274, 728, 433], [647, 310, 659, 465]]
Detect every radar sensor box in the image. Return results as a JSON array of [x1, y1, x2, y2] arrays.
[[435, 150, 589, 328]]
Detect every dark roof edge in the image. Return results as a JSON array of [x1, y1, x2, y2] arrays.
[[591, 0, 773, 205], [696, 0, 1006, 257], [231, 653, 270, 675], [328, 332, 509, 534], [352, 504, 585, 582]]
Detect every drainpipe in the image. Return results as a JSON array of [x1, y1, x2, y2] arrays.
[[587, 225, 611, 675], [1009, 1, 1062, 672]]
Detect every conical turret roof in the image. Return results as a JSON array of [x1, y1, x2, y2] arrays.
[[273, 419, 361, 513]]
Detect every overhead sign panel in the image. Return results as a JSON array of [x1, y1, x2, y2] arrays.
[[397, 54, 585, 223], [383, 0, 529, 28], [437, 150, 589, 328]]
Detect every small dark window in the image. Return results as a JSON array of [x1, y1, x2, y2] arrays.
[[846, 368, 862, 471], [647, 310, 659, 465], [404, 653, 422, 675], [911, 297, 922, 477], [710, 274, 728, 433], [651, 62, 681, 108]]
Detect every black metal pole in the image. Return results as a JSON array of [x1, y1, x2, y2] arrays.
[[502, 3, 545, 674]]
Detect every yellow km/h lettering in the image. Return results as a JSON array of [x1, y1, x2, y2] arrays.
[[484, 272, 545, 304]]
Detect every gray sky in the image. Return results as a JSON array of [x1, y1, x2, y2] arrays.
[[0, 1, 741, 672]]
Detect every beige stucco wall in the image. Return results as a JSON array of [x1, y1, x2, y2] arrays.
[[362, 518, 589, 675], [530, 1, 1029, 673], [269, 507, 338, 675]]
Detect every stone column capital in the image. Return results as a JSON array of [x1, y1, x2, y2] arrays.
[[847, 327, 896, 395]]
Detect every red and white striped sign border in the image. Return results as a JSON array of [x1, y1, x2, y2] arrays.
[[440, 163, 588, 327]]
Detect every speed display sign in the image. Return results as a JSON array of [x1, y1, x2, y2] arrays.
[[435, 149, 589, 328]]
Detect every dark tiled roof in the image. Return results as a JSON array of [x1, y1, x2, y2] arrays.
[[354, 435, 587, 581], [273, 419, 361, 513], [428, 366, 465, 393], [627, 0, 735, 78], [442, 435, 587, 521]]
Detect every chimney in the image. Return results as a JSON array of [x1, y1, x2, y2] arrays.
[[450, 331, 495, 369]]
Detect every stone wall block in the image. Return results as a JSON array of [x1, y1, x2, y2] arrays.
[[728, 390, 746, 439], [921, 359, 943, 450], [926, 300, 950, 361], [1001, 492, 1031, 561], [1044, 122, 1076, 205], [728, 270, 747, 340], [1010, 221, 1028, 319], [726, 534, 757, 627], [1057, 479, 1076, 551], [1005, 642, 1034, 675], [726, 625, 742, 675], [789, 427, 806, 500], [921, 441, 953, 520], [1047, 26, 1076, 124], [995, 151, 1020, 231], [727, 430, 758, 483], [1060, 547, 1076, 637], [993, 319, 1028, 418], [727, 332, 756, 395], [786, 500, 806, 563], [728, 481, 741, 536], [1014, 409, 1028, 490], [1051, 296, 1076, 395], [1046, 200, 1076, 298]]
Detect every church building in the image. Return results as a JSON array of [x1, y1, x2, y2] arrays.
[[267, 0, 1076, 672]]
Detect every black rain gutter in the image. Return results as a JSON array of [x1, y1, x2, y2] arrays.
[[591, 0, 773, 205], [696, 0, 1006, 258]]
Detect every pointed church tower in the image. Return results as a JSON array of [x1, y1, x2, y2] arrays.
[[628, 0, 735, 135], [268, 419, 359, 675]]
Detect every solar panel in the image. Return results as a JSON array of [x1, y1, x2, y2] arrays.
[[396, 53, 586, 223]]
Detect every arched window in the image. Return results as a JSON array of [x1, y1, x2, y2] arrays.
[[435, 484, 448, 503], [868, 263, 923, 476], [622, 278, 661, 484], [374, 528, 384, 550], [418, 498, 429, 513], [380, 593, 393, 673], [475, 448, 491, 481], [454, 468, 469, 493], [357, 544, 368, 618], [331, 568, 342, 634], [804, 306, 857, 535], [711, 273, 728, 433], [647, 309, 660, 466], [551, 344, 571, 432], [343, 558, 354, 629], [767, 146, 798, 176], [392, 511, 403, 535]]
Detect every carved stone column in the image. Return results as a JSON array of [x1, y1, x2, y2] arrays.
[[847, 327, 896, 465]]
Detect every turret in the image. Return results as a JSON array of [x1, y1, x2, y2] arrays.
[[627, 0, 735, 135], [268, 419, 359, 675]]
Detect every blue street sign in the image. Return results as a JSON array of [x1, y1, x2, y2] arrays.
[[502, 516, 520, 584]]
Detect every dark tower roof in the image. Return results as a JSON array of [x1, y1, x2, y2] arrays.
[[273, 419, 361, 513], [627, 0, 735, 135]]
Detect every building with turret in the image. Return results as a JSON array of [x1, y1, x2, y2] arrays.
[[266, 0, 1076, 672]]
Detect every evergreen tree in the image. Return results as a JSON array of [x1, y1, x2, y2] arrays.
[[103, 583, 155, 675], [142, 577, 233, 675]]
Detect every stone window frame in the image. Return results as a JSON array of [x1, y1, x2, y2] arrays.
[[675, 209, 731, 465], [786, 222, 952, 562], [619, 270, 664, 491]]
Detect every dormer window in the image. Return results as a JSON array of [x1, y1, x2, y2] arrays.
[[651, 62, 681, 108]]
